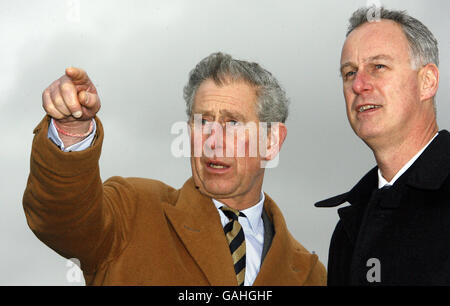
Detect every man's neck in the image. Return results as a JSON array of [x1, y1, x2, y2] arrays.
[[373, 125, 438, 182], [217, 192, 263, 211]]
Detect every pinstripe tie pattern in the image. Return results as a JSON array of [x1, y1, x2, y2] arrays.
[[220, 206, 246, 286]]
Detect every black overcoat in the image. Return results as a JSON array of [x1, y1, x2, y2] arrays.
[[316, 130, 450, 285]]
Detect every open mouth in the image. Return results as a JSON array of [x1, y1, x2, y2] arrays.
[[205, 160, 231, 171], [357, 104, 382, 113], [208, 163, 229, 169]]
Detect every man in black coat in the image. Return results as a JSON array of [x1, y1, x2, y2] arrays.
[[316, 6, 450, 285]]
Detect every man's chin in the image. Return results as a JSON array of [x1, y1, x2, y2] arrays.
[[354, 125, 385, 142], [195, 180, 236, 199]]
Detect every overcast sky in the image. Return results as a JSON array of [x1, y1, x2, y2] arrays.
[[1, 0, 448, 285]]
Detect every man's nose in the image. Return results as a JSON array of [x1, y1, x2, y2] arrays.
[[205, 122, 225, 151], [352, 70, 373, 95]]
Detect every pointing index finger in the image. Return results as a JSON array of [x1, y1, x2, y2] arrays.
[[65, 67, 89, 84]]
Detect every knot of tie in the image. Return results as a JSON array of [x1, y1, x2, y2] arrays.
[[220, 206, 246, 221]]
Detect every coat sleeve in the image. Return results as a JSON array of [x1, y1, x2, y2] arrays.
[[22, 116, 137, 274]]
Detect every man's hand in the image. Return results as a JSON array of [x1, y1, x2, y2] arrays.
[[43, 67, 100, 121], [42, 67, 101, 145]]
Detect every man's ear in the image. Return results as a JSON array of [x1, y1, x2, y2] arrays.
[[263, 123, 287, 161], [419, 63, 439, 102]]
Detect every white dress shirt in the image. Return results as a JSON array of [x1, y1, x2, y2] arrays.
[[212, 195, 265, 286], [378, 133, 439, 188]]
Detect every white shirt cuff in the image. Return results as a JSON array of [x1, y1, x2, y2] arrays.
[[48, 118, 97, 152]]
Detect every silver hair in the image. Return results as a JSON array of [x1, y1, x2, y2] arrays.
[[347, 6, 439, 68], [183, 52, 289, 123]]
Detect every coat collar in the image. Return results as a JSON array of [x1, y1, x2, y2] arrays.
[[314, 166, 378, 208], [315, 130, 450, 208], [405, 130, 450, 190], [164, 178, 317, 285]]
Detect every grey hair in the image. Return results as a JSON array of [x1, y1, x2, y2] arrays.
[[183, 52, 289, 123], [347, 6, 439, 68]]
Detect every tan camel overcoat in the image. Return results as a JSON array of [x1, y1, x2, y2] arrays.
[[23, 116, 326, 286]]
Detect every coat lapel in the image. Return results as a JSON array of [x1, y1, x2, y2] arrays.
[[253, 194, 318, 285], [163, 178, 237, 285], [315, 167, 379, 243], [164, 179, 320, 286]]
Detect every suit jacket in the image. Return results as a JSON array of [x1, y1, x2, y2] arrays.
[[23, 116, 326, 286], [315, 130, 450, 285]]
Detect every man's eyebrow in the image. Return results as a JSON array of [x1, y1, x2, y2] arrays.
[[340, 54, 395, 74], [219, 109, 245, 121], [340, 62, 356, 72], [192, 109, 213, 116], [190, 109, 246, 121], [366, 54, 394, 62]]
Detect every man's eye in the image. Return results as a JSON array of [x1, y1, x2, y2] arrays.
[[344, 71, 356, 79], [228, 120, 239, 126], [201, 119, 214, 129], [375, 64, 386, 70]]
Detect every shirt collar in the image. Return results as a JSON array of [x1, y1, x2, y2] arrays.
[[378, 133, 438, 188], [212, 192, 265, 232]]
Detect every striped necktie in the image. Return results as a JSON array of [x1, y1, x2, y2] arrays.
[[220, 206, 246, 286]]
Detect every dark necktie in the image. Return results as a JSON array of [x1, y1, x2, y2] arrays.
[[220, 206, 246, 286]]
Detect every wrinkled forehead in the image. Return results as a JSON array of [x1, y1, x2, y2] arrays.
[[192, 78, 259, 119], [340, 19, 412, 65]]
